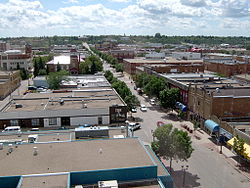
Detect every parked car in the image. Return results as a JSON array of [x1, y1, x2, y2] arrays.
[[131, 107, 137, 113], [2, 126, 21, 133], [150, 99, 155, 105], [28, 86, 37, 90], [140, 104, 147, 112], [128, 122, 141, 131], [30, 128, 40, 131]]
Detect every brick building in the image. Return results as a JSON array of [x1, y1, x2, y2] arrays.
[[0, 70, 21, 99], [204, 59, 248, 77], [109, 49, 135, 62], [47, 50, 84, 74], [142, 61, 204, 75]]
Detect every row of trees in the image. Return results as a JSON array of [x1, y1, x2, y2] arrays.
[[104, 70, 139, 111], [152, 124, 194, 172], [79, 55, 103, 74], [91, 48, 124, 73], [135, 73, 180, 110]]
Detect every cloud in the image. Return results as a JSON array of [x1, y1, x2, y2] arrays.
[[63, 0, 79, 4], [108, 0, 131, 2], [180, 0, 207, 7], [0, 0, 249, 36]]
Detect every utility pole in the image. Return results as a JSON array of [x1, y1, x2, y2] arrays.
[[181, 165, 189, 187]]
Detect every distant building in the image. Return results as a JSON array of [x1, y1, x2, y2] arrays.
[[124, 57, 203, 75], [46, 51, 84, 74], [95, 41, 116, 51], [204, 59, 248, 77], [109, 49, 135, 62], [0, 45, 32, 72], [172, 52, 201, 60], [0, 41, 10, 52], [139, 60, 204, 75], [0, 70, 21, 100], [145, 52, 165, 59]]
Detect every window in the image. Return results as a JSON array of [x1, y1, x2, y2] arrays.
[[31, 119, 39, 127], [10, 120, 19, 126], [49, 118, 57, 125], [98, 117, 103, 125]]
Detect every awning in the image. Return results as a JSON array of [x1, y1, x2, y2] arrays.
[[176, 102, 187, 112], [204, 120, 220, 133], [220, 128, 233, 140], [227, 137, 250, 160]]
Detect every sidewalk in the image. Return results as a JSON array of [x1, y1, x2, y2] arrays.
[[180, 123, 250, 180]]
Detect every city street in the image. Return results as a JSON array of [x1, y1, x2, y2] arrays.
[[103, 61, 250, 188], [0, 79, 29, 110]]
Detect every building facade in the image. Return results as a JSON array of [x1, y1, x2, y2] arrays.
[[0, 70, 21, 100]]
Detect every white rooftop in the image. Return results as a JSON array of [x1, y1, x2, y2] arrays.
[[47, 55, 70, 65]]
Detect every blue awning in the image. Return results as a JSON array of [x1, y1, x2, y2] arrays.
[[204, 120, 220, 133], [176, 102, 187, 112], [220, 128, 233, 140]]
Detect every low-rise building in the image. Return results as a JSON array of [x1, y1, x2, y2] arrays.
[[109, 49, 135, 62], [0, 49, 32, 71], [124, 58, 203, 75], [172, 52, 201, 60], [0, 137, 173, 188], [0, 70, 21, 100], [46, 52, 84, 74], [0, 76, 127, 129], [204, 59, 248, 77]]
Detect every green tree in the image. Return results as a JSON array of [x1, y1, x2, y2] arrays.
[[57, 62, 61, 72], [33, 59, 39, 77], [38, 69, 47, 76], [47, 70, 69, 90], [151, 124, 193, 173], [233, 136, 246, 163], [112, 80, 132, 99], [38, 56, 44, 70], [104, 70, 114, 83], [144, 76, 166, 97], [20, 68, 28, 80], [124, 95, 140, 111], [115, 63, 124, 73], [159, 88, 180, 110], [155, 33, 161, 38], [90, 60, 97, 74]]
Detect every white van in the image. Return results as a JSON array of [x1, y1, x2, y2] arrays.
[[2, 126, 21, 133]]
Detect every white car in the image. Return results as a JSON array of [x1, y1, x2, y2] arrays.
[[2, 126, 21, 133], [140, 104, 147, 112], [150, 99, 155, 105], [128, 122, 141, 131], [131, 107, 137, 113]]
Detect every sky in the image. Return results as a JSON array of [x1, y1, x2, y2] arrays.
[[0, 0, 250, 37]]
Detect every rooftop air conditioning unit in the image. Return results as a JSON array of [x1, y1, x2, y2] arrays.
[[98, 180, 118, 188], [15, 104, 23, 108]]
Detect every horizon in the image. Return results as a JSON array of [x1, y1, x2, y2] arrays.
[[0, 0, 250, 37]]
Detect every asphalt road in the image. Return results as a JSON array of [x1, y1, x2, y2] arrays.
[[103, 61, 250, 188]]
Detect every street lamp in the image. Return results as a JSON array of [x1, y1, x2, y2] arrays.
[[181, 165, 189, 187]]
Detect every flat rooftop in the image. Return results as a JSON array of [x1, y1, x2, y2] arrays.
[[0, 127, 127, 142], [124, 57, 203, 64], [208, 88, 250, 97], [20, 174, 68, 188], [47, 55, 70, 65], [3, 89, 124, 113], [0, 138, 155, 177]]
